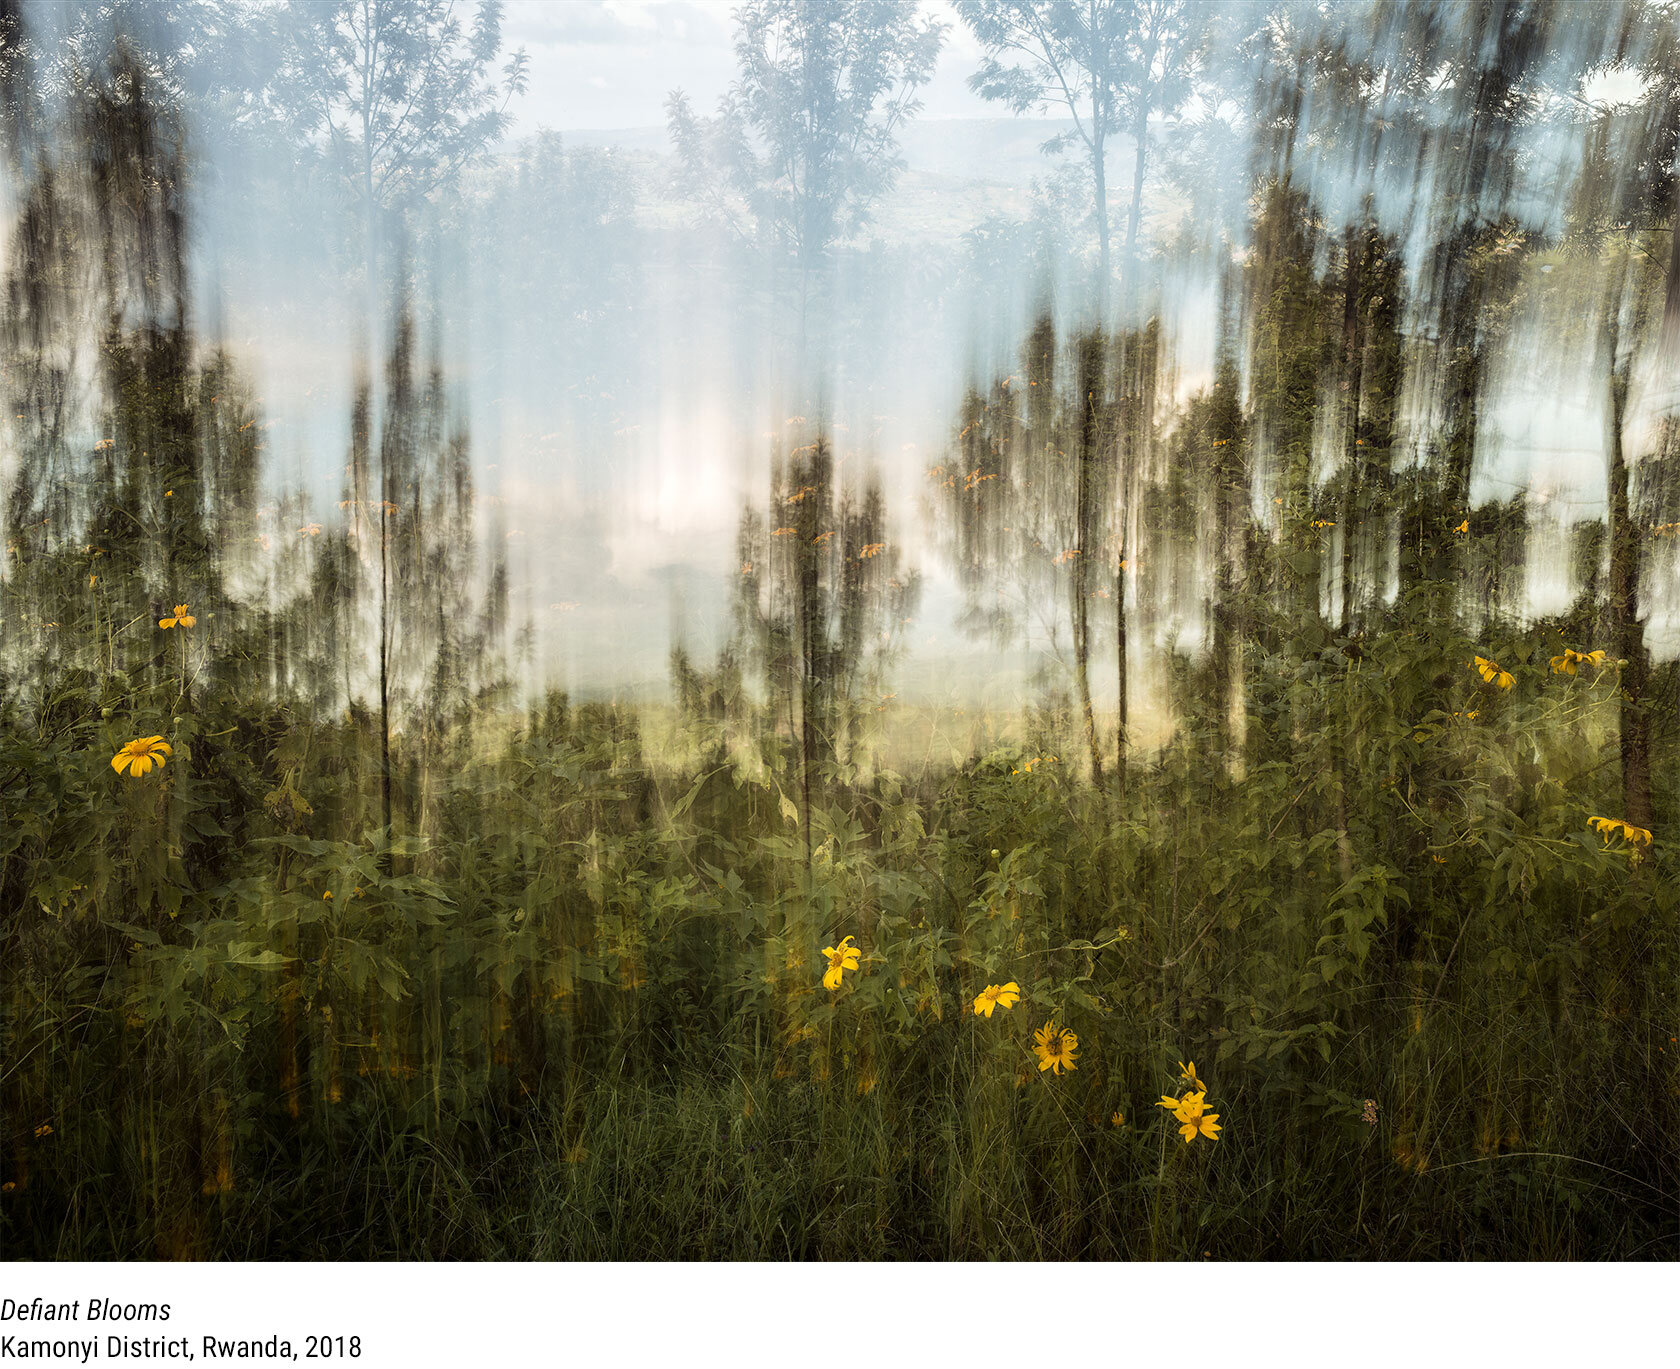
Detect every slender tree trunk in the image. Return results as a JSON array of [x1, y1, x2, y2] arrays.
[[1115, 524, 1128, 797], [360, 7, 392, 869], [795, 471, 820, 865], [1607, 363, 1654, 832], [379, 481, 393, 869], [1431, 228, 1490, 589], [360, 3, 379, 352], [1075, 334, 1105, 786], [1092, 111, 1111, 315], [1331, 227, 1366, 880], [1338, 225, 1366, 634], [1123, 105, 1148, 321], [1210, 413, 1240, 761], [1664, 173, 1680, 356]]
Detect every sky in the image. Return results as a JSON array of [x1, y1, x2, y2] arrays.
[[502, 0, 995, 133]]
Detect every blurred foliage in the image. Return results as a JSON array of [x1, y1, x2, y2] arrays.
[[3, 0, 1679, 1259]]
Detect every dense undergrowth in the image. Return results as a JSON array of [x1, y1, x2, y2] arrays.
[[5, 0, 1680, 1264], [5, 604, 1677, 1259]]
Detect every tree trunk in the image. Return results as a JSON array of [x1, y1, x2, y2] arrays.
[[1607, 365, 1654, 832], [1075, 334, 1105, 786], [1115, 524, 1128, 797], [1664, 171, 1680, 357], [1092, 104, 1110, 315], [1123, 106, 1148, 321], [378, 473, 394, 871], [360, 5, 392, 870], [1338, 224, 1366, 634]]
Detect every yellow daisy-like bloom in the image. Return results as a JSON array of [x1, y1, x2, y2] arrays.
[[1159, 1089, 1223, 1142], [1179, 1109, 1222, 1143], [158, 603, 196, 629], [1550, 647, 1605, 675], [1472, 656, 1514, 690], [1033, 1021, 1078, 1074], [821, 935, 860, 991], [973, 981, 1021, 1017], [111, 735, 171, 777], [1589, 815, 1653, 847], [1177, 1060, 1201, 1089]]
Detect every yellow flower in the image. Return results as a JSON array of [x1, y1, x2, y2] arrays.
[[1177, 1060, 1201, 1089], [323, 890, 334, 900], [111, 735, 171, 777], [1033, 1020, 1078, 1074], [1550, 647, 1605, 675], [1111, 1110, 1125, 1127], [158, 603, 196, 629], [34, 1122, 53, 1138], [1589, 815, 1652, 847], [1454, 519, 1469, 533], [821, 935, 860, 990], [1178, 1109, 1222, 1144], [1160, 1089, 1222, 1142], [973, 981, 1021, 1017], [1472, 655, 1514, 690]]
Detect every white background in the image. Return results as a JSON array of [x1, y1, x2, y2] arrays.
[[0, 1262, 1664, 1367]]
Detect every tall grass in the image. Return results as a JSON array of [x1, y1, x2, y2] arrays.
[[6, 617, 1677, 1257]]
